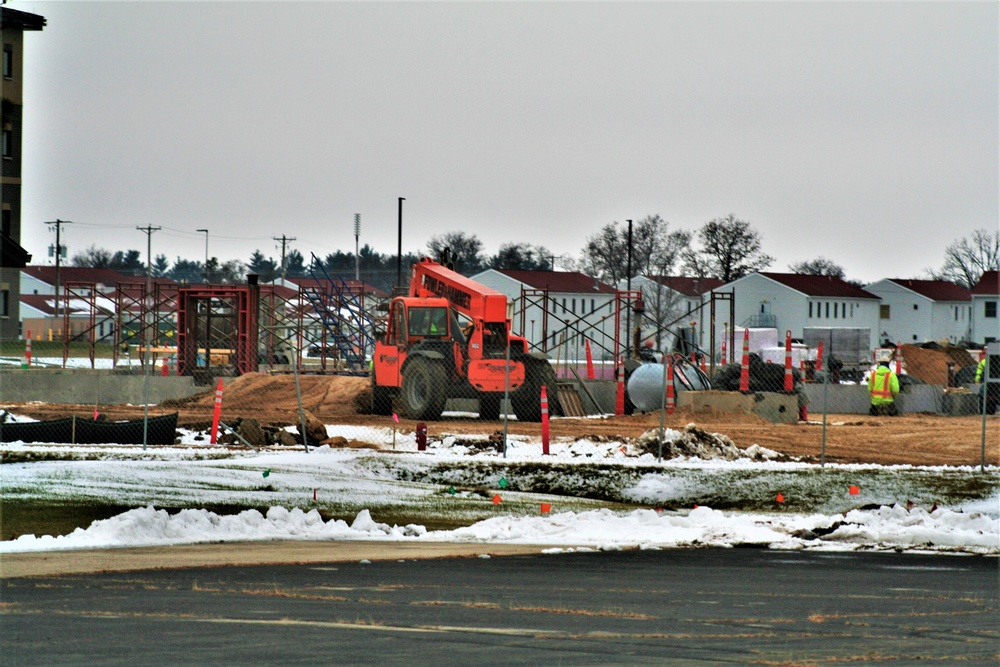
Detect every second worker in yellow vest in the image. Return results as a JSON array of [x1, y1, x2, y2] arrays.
[[868, 354, 900, 416]]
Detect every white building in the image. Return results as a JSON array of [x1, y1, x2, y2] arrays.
[[716, 272, 882, 352], [864, 279, 972, 345], [970, 270, 1000, 345], [471, 269, 617, 360]]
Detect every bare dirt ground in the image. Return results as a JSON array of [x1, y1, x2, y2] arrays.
[[3, 373, 997, 467], [1, 541, 549, 579]]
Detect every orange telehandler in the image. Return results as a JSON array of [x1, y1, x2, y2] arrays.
[[371, 257, 560, 421]]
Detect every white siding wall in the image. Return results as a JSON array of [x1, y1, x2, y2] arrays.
[[972, 295, 1000, 344], [866, 279, 972, 344], [471, 270, 616, 359], [723, 274, 880, 352], [929, 302, 971, 343], [865, 280, 930, 345], [20, 273, 52, 295]]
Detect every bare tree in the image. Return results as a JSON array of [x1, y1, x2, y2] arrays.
[[217, 259, 247, 284], [489, 242, 554, 271], [789, 256, 846, 279], [426, 231, 485, 275], [580, 215, 689, 282], [71, 245, 114, 268], [928, 229, 999, 288], [580, 223, 626, 282], [637, 278, 688, 352], [683, 214, 773, 283]]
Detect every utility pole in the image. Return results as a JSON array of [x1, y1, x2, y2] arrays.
[[626, 219, 633, 359], [45, 219, 72, 317], [196, 229, 209, 283], [396, 197, 405, 288], [354, 213, 361, 282], [136, 224, 160, 451], [136, 225, 161, 351], [273, 234, 296, 280]]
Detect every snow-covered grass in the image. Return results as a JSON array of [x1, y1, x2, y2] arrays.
[[3, 421, 998, 555]]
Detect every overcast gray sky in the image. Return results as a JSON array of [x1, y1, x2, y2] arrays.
[[15, 0, 999, 284]]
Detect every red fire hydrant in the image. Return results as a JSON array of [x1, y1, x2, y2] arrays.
[[416, 422, 427, 451]]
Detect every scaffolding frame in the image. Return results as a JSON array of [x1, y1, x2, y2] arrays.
[[113, 282, 179, 370], [175, 282, 259, 377]]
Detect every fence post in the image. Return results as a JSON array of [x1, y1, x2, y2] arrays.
[[615, 357, 625, 416], [540, 385, 550, 455]]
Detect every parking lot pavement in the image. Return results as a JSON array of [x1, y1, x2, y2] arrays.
[[4, 548, 998, 666]]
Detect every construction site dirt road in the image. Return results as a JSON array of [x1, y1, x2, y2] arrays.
[[3, 373, 996, 467]]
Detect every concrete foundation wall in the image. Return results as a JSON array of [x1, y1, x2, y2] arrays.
[[677, 390, 798, 423], [802, 382, 947, 414], [0, 369, 213, 405]]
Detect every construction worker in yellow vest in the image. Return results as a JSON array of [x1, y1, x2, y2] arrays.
[[868, 352, 900, 416], [975, 357, 986, 383]]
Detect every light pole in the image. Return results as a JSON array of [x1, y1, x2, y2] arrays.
[[353, 214, 360, 282], [626, 219, 633, 358], [397, 197, 405, 288], [196, 229, 208, 283], [136, 224, 161, 451]]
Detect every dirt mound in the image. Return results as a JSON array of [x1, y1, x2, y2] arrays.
[[635, 423, 786, 461], [900, 345, 977, 386], [161, 372, 370, 425]]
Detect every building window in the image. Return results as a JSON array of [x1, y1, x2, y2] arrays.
[[880, 305, 890, 319], [1, 209, 10, 237], [0, 290, 7, 317], [571, 298, 576, 314], [825, 302, 830, 318], [2, 44, 11, 79], [808, 302, 813, 318], [955, 306, 959, 321], [986, 301, 998, 318], [1, 129, 11, 158], [913, 304, 918, 310]]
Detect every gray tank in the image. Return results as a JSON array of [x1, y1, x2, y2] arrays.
[[626, 360, 711, 413]]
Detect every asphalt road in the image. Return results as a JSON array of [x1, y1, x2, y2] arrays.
[[3, 549, 997, 666]]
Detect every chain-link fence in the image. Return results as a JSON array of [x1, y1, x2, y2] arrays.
[[1, 330, 997, 467]]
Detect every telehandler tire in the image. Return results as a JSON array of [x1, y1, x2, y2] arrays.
[[512, 361, 560, 422], [400, 357, 447, 420], [478, 393, 503, 420], [370, 379, 395, 416]]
